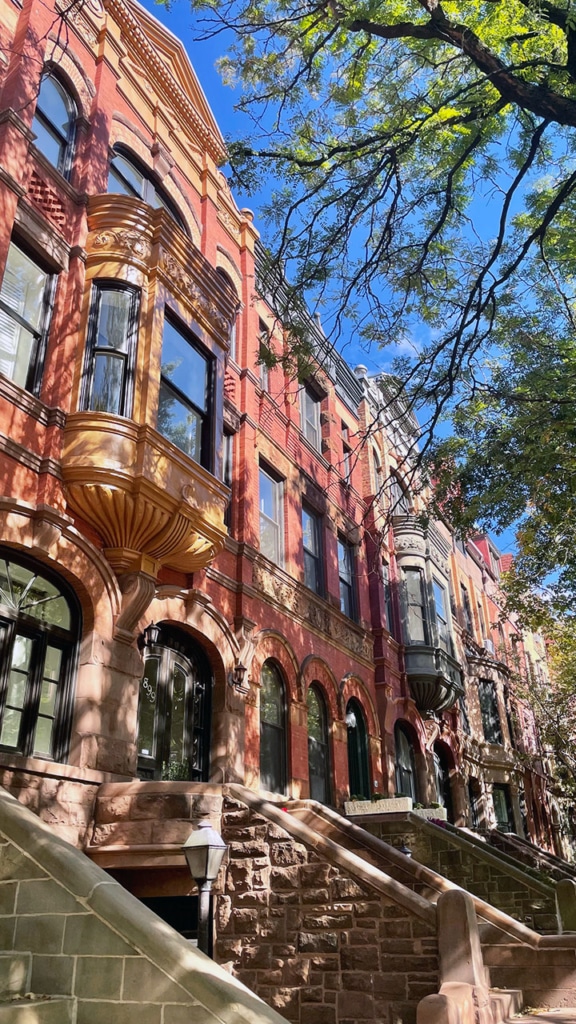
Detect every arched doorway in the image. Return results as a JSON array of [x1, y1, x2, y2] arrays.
[[394, 721, 419, 802], [260, 660, 287, 794], [137, 626, 212, 781], [346, 698, 370, 799], [433, 742, 454, 821], [307, 684, 330, 804]]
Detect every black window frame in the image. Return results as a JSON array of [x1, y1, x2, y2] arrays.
[[337, 535, 356, 620], [394, 721, 419, 802], [260, 659, 287, 795], [478, 677, 503, 745], [108, 146, 188, 234], [302, 504, 323, 596], [0, 550, 80, 762], [460, 582, 474, 633], [307, 683, 331, 805], [81, 280, 140, 417], [0, 239, 56, 397], [157, 314, 214, 471], [31, 70, 77, 179]]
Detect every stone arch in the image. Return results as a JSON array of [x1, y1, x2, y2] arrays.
[[391, 697, 428, 752], [44, 41, 95, 119], [216, 246, 242, 294], [144, 590, 239, 699], [0, 502, 120, 639], [299, 655, 339, 722], [109, 117, 202, 246], [339, 673, 379, 738], [251, 630, 299, 706]]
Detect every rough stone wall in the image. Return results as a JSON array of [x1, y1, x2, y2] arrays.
[[217, 797, 439, 1024], [0, 766, 99, 848], [360, 816, 556, 932]]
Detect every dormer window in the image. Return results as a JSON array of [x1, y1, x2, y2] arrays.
[[32, 72, 77, 177]]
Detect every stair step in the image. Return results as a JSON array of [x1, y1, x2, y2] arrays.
[[0, 956, 31, 999], [489, 987, 523, 1023], [0, 996, 76, 1023]]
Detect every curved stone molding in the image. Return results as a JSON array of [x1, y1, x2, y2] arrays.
[[62, 413, 228, 578]]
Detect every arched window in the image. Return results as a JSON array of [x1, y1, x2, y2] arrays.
[[137, 626, 212, 781], [0, 552, 80, 759], [394, 721, 419, 802], [108, 148, 187, 233], [346, 698, 370, 800], [216, 269, 238, 362], [433, 742, 454, 821], [260, 661, 287, 794], [307, 684, 330, 804], [32, 73, 77, 176]]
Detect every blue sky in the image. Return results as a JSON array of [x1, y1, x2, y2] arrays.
[[139, 0, 519, 554]]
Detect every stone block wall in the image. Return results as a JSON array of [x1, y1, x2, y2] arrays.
[[217, 796, 439, 1024], [359, 815, 556, 932], [0, 788, 290, 1024]]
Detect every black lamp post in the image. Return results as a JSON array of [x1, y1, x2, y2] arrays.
[[182, 821, 228, 956]]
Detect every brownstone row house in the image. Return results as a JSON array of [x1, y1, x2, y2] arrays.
[[0, 0, 566, 939]]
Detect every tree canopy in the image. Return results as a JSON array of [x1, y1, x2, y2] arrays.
[[190, 0, 576, 601]]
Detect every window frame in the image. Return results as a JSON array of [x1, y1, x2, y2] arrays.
[[31, 71, 77, 179], [260, 660, 288, 795], [81, 280, 140, 417], [432, 577, 451, 651], [0, 239, 56, 396], [258, 319, 271, 391], [402, 566, 428, 645], [478, 678, 504, 745], [302, 504, 323, 596], [259, 464, 284, 565], [301, 384, 322, 452], [460, 582, 474, 633], [0, 551, 80, 762], [108, 147, 188, 234], [337, 536, 356, 620], [157, 314, 214, 470]]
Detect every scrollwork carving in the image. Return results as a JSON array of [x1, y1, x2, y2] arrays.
[[92, 228, 152, 260], [160, 250, 231, 334]]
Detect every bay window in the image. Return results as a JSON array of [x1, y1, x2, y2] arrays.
[[402, 567, 428, 644], [158, 318, 213, 468], [82, 282, 140, 416]]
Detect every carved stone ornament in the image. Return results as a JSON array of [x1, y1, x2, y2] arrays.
[[92, 228, 152, 261], [160, 250, 231, 335], [394, 535, 426, 555], [252, 562, 373, 661], [423, 719, 441, 751], [218, 206, 241, 240], [115, 572, 156, 641]]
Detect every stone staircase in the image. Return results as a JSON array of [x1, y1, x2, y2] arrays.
[[487, 829, 576, 884], [0, 787, 291, 1024], [0, 952, 76, 1022]]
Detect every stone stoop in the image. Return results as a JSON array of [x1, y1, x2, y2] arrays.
[[489, 987, 524, 1023], [0, 995, 77, 1022]]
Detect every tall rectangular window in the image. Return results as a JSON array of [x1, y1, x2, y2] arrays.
[[301, 385, 321, 451], [382, 562, 396, 637], [460, 583, 473, 633], [433, 578, 450, 650], [0, 242, 53, 394], [259, 465, 283, 565], [259, 319, 270, 391], [338, 537, 355, 619], [342, 422, 352, 482], [403, 567, 428, 644], [302, 506, 323, 595], [83, 282, 140, 416], [223, 431, 233, 529], [158, 317, 212, 468], [478, 678, 503, 744]]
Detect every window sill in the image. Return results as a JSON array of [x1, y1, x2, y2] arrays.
[[0, 374, 65, 427]]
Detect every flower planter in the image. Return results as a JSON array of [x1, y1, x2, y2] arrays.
[[344, 796, 413, 815], [413, 806, 448, 821]]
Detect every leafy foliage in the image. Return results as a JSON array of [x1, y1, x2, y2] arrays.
[[187, 0, 576, 607]]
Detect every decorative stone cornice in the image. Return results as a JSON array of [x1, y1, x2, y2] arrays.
[[252, 559, 373, 664]]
